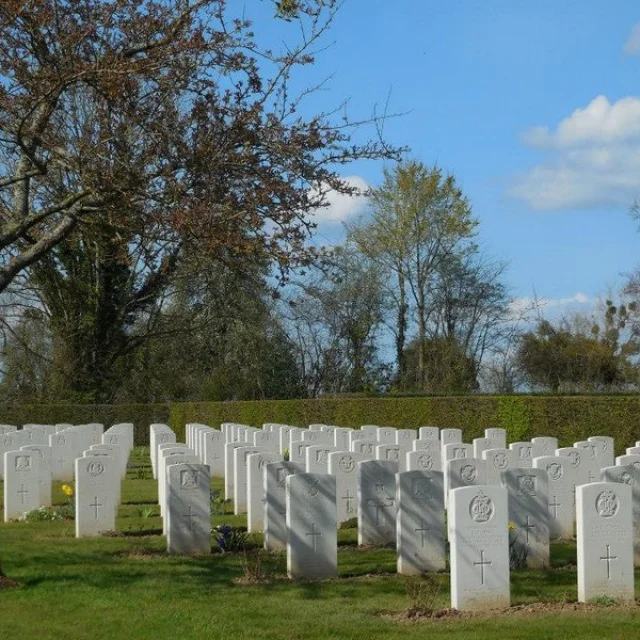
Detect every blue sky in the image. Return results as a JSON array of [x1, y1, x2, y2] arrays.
[[254, 1, 640, 314]]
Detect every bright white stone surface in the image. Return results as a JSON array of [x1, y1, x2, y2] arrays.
[[532, 455, 574, 539], [328, 451, 367, 523], [357, 460, 398, 546], [4, 449, 40, 521], [264, 461, 304, 551], [246, 451, 283, 532]]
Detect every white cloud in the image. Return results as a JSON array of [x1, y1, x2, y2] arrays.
[[511, 95, 640, 209], [509, 292, 592, 318], [624, 23, 640, 56], [310, 176, 369, 223]]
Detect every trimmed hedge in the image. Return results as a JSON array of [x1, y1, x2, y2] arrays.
[[2, 395, 640, 454]]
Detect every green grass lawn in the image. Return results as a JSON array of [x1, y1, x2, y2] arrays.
[[1, 447, 640, 639]]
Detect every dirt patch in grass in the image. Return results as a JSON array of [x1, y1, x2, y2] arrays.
[[0, 575, 21, 590], [385, 600, 640, 623]]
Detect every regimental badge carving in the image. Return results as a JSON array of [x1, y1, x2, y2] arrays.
[[87, 461, 104, 477], [493, 452, 509, 470], [339, 455, 355, 473], [305, 480, 319, 497], [385, 448, 399, 461], [517, 475, 537, 496], [412, 477, 432, 500], [460, 464, 478, 484], [547, 463, 563, 481], [57, 436, 66, 445], [160, 435, 169, 444], [362, 444, 373, 455], [596, 490, 619, 518], [469, 492, 494, 523], [453, 447, 467, 459], [315, 450, 327, 463], [633, 461, 640, 470], [180, 469, 198, 488], [258, 458, 271, 469], [518, 446, 532, 460], [109, 435, 118, 444], [15, 455, 31, 470], [567, 451, 580, 467], [602, 441, 610, 452], [417, 454, 433, 470], [619, 471, 635, 486]]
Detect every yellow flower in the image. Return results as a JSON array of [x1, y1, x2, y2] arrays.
[[61, 484, 74, 497], [508, 521, 516, 531]]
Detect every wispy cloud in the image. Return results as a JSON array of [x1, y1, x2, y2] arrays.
[[510, 95, 640, 209], [624, 23, 640, 56], [309, 176, 370, 224]]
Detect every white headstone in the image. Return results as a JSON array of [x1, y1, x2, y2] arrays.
[[396, 470, 445, 575], [482, 448, 516, 486], [418, 426, 440, 441], [20, 444, 52, 507], [75, 456, 117, 537], [357, 460, 398, 546], [264, 461, 304, 551], [328, 451, 367, 523], [531, 437, 558, 456], [305, 445, 334, 474], [3, 450, 40, 521], [406, 448, 442, 473], [532, 455, 574, 539], [577, 482, 634, 603], [233, 446, 260, 514], [589, 436, 615, 468], [449, 485, 510, 611], [247, 451, 283, 532], [286, 473, 337, 579]]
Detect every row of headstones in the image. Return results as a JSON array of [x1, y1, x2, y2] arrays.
[[150, 422, 638, 609], [1, 423, 133, 538], [217, 423, 640, 541]]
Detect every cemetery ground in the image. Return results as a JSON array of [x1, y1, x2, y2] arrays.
[[1, 450, 640, 640]]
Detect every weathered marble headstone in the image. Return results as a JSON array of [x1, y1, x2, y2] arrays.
[[484, 427, 507, 449], [508, 442, 541, 469], [577, 482, 634, 603], [233, 446, 260, 514], [289, 441, 311, 465], [264, 461, 304, 551], [449, 485, 510, 611], [406, 448, 443, 473], [333, 427, 352, 451], [286, 473, 337, 579], [396, 429, 417, 447], [442, 443, 473, 506], [49, 431, 76, 482], [202, 430, 224, 477], [601, 465, 640, 566], [277, 425, 293, 453], [377, 426, 397, 444], [247, 451, 283, 532], [357, 460, 398, 545], [348, 430, 371, 447], [503, 468, 550, 569], [224, 442, 245, 500], [397, 470, 445, 575], [351, 439, 378, 458], [482, 448, 516, 486], [166, 462, 211, 555], [375, 444, 404, 471], [3, 450, 40, 521], [150, 425, 175, 479], [531, 437, 558, 456], [301, 430, 333, 446], [446, 458, 488, 509], [532, 455, 574, 539], [589, 436, 615, 468], [418, 426, 440, 441], [574, 441, 601, 485], [305, 445, 334, 474], [616, 454, 640, 470], [328, 450, 367, 523], [473, 438, 493, 459], [413, 438, 441, 455], [20, 444, 52, 507], [75, 455, 117, 537], [440, 428, 463, 449]]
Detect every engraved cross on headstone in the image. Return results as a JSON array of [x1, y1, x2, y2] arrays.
[[549, 496, 561, 519], [342, 490, 355, 514], [524, 515, 536, 544], [600, 543, 618, 579], [18, 484, 29, 504], [474, 549, 492, 585], [184, 506, 196, 531], [305, 523, 322, 552], [414, 519, 430, 548], [90, 496, 102, 519]]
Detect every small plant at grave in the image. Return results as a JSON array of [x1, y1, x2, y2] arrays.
[[283, 448, 290, 462], [24, 506, 64, 522], [138, 506, 156, 519], [58, 483, 75, 520], [589, 595, 619, 607], [136, 466, 148, 480], [214, 525, 250, 553], [508, 521, 528, 569], [404, 573, 442, 618], [210, 490, 229, 516], [241, 542, 279, 582], [339, 517, 358, 530]]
